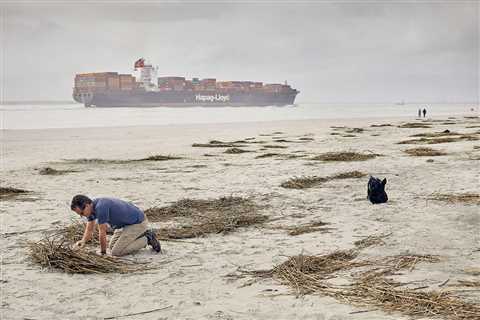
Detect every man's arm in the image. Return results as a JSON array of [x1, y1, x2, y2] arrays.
[[82, 220, 96, 242], [75, 220, 96, 248], [98, 223, 108, 255]]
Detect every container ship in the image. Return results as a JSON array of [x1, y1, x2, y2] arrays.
[[73, 58, 299, 107]]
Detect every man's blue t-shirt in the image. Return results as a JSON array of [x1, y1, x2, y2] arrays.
[[87, 197, 145, 229]]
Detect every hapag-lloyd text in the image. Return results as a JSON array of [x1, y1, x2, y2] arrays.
[[195, 94, 230, 102]]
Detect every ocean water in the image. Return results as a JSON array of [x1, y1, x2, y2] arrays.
[[0, 102, 477, 130]]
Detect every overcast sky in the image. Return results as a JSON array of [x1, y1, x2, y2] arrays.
[[1, 1, 478, 103]]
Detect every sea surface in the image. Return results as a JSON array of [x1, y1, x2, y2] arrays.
[[0, 102, 477, 130]]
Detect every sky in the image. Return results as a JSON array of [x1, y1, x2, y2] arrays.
[[1, 0, 478, 103]]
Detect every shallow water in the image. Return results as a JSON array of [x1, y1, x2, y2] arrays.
[[0, 102, 477, 130]]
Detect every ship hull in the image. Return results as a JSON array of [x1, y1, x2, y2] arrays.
[[73, 90, 298, 107]]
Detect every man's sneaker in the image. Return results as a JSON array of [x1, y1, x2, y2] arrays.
[[145, 230, 161, 253]]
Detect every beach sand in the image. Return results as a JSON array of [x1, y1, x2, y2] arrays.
[[2, 115, 479, 320]]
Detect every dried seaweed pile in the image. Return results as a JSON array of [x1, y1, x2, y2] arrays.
[[398, 123, 432, 129], [248, 248, 479, 320], [146, 196, 267, 239], [136, 155, 183, 161], [342, 277, 480, 320], [27, 237, 142, 274], [38, 167, 78, 175], [0, 187, 29, 198], [410, 130, 459, 138], [311, 152, 379, 162], [404, 147, 447, 157], [224, 148, 253, 154], [370, 124, 392, 127], [255, 153, 281, 159], [284, 221, 332, 236], [261, 145, 288, 149], [429, 193, 480, 205], [253, 250, 363, 295], [354, 233, 389, 249], [54, 221, 100, 245], [62, 154, 182, 164], [192, 140, 245, 148], [281, 170, 366, 189], [397, 134, 479, 145]]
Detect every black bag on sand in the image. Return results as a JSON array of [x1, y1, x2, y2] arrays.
[[367, 176, 388, 204]]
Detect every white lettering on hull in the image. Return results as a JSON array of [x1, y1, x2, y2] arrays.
[[195, 94, 230, 102]]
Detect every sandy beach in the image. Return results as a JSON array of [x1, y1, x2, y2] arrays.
[[1, 115, 479, 320]]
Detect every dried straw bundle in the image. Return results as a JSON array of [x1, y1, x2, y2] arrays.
[[429, 193, 480, 205], [398, 123, 432, 128], [397, 135, 479, 145], [404, 147, 447, 157], [147, 196, 267, 239], [286, 221, 331, 236], [192, 140, 244, 148], [146, 196, 257, 221], [281, 171, 366, 189], [311, 152, 379, 162], [252, 250, 362, 295], [354, 233, 389, 249], [27, 237, 142, 274], [54, 221, 100, 245], [224, 148, 252, 154], [340, 277, 480, 320]]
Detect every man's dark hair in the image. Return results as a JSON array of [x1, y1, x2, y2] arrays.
[[70, 194, 93, 210]]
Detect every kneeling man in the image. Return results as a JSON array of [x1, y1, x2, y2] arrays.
[[70, 195, 161, 256]]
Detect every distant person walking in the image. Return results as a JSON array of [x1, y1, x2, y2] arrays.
[[418, 109, 421, 118], [422, 108, 427, 118]]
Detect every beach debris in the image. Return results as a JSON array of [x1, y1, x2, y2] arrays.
[[192, 140, 245, 148], [345, 128, 364, 133], [146, 196, 267, 239], [249, 249, 363, 295], [341, 276, 479, 320], [245, 250, 480, 320], [0, 187, 29, 198], [397, 135, 479, 145], [404, 147, 447, 157], [367, 176, 388, 204], [429, 193, 480, 205], [281, 221, 332, 236], [53, 221, 100, 245], [397, 122, 432, 129], [409, 130, 460, 137], [62, 155, 182, 164], [255, 153, 282, 159], [298, 137, 315, 141], [311, 152, 379, 162], [104, 305, 173, 320], [370, 124, 392, 127], [354, 233, 390, 249], [38, 167, 78, 175], [281, 170, 366, 189], [262, 145, 288, 149], [27, 236, 143, 274], [224, 147, 253, 154], [136, 155, 183, 161]]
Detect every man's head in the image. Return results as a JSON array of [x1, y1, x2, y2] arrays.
[[70, 194, 94, 217]]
